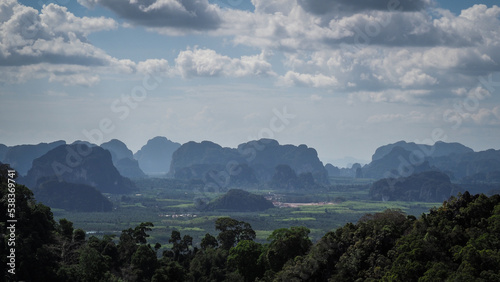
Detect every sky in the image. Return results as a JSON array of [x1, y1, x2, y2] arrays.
[[1, 0, 500, 167]]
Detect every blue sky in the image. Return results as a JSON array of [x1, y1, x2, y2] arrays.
[[1, 0, 500, 167]]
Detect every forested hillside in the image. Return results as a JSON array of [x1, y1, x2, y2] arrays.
[[2, 164, 499, 281]]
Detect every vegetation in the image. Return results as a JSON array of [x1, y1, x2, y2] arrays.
[[3, 163, 500, 281], [35, 180, 113, 212], [370, 171, 461, 202], [205, 189, 274, 212]]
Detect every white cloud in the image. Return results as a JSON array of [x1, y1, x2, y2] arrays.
[[453, 86, 491, 100], [349, 89, 432, 104], [399, 69, 438, 88], [174, 47, 275, 78], [137, 59, 170, 74], [0, 1, 136, 85], [279, 71, 338, 88], [462, 106, 500, 126], [40, 4, 117, 36]]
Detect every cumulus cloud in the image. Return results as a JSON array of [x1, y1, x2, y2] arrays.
[[77, 0, 222, 34], [137, 59, 170, 74], [462, 106, 500, 126], [349, 89, 432, 104], [279, 71, 338, 88], [173, 47, 275, 78], [0, 1, 135, 85], [3, 0, 500, 106]]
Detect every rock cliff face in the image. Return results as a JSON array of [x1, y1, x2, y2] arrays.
[[362, 146, 432, 179], [101, 139, 134, 161], [363, 141, 500, 180], [369, 171, 460, 202], [169, 139, 328, 185], [371, 141, 473, 162], [22, 144, 135, 194], [2, 140, 66, 176], [101, 139, 145, 179], [134, 136, 181, 174]]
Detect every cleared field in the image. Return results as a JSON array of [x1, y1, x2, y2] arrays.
[[52, 178, 441, 245]]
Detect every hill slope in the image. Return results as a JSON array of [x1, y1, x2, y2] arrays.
[[205, 189, 274, 211], [169, 139, 328, 185], [2, 140, 66, 175], [134, 136, 181, 174], [35, 180, 113, 212], [369, 170, 460, 202], [101, 139, 145, 178], [22, 144, 135, 193]]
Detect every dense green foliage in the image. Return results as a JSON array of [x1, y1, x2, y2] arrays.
[[35, 180, 113, 212], [205, 189, 274, 212], [370, 171, 460, 202], [270, 164, 318, 190], [2, 163, 500, 281], [276, 192, 500, 281]]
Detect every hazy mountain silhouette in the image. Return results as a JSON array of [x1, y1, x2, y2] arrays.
[[2, 140, 66, 176], [325, 163, 363, 178], [429, 149, 500, 180], [169, 139, 328, 185], [101, 139, 134, 161], [22, 144, 135, 193], [363, 141, 500, 181], [101, 139, 145, 179], [134, 136, 181, 175], [362, 146, 432, 179], [371, 140, 473, 161], [370, 171, 460, 202], [0, 144, 8, 162]]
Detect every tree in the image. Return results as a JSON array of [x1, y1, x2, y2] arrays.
[[78, 245, 111, 282], [132, 244, 159, 282], [227, 240, 265, 282], [153, 258, 186, 282], [0, 164, 60, 281], [215, 217, 256, 250], [200, 233, 218, 250], [168, 230, 193, 262], [58, 218, 74, 241], [118, 222, 154, 266], [266, 226, 312, 272], [189, 248, 229, 282]]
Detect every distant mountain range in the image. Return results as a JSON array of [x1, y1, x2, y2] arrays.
[[169, 138, 329, 186], [361, 141, 500, 181], [134, 136, 181, 174], [1, 137, 499, 211], [324, 140, 500, 184], [21, 143, 135, 194], [101, 139, 145, 179], [2, 140, 66, 175]]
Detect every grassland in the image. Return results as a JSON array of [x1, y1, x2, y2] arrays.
[[52, 177, 441, 246]]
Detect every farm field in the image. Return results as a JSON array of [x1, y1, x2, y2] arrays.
[[52, 177, 441, 248]]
